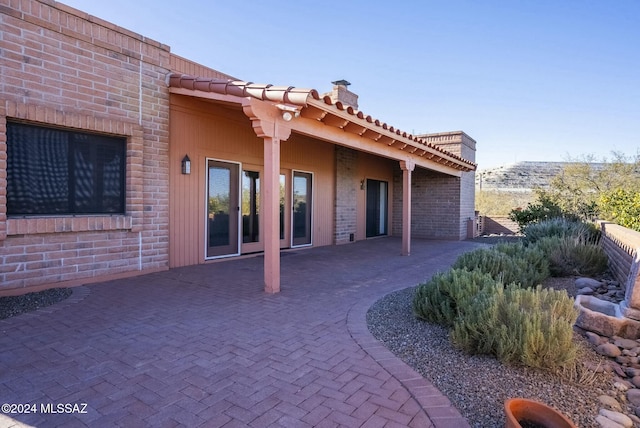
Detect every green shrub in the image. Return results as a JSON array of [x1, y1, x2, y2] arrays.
[[412, 269, 497, 327], [508, 194, 567, 231], [522, 218, 600, 245], [545, 237, 609, 277], [451, 285, 579, 369], [599, 188, 640, 232], [452, 243, 549, 287]]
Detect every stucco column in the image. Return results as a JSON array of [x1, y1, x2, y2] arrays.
[[243, 100, 292, 293], [263, 135, 281, 293], [400, 160, 415, 256]]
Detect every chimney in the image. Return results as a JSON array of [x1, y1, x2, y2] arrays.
[[325, 80, 358, 110]]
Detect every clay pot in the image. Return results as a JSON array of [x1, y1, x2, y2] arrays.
[[504, 398, 577, 428]]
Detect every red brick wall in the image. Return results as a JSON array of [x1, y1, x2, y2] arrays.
[[0, 0, 171, 294], [599, 222, 640, 286]]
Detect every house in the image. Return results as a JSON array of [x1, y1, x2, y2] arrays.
[[0, 0, 476, 295]]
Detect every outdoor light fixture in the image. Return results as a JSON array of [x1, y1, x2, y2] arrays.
[[360, 179, 365, 190], [276, 104, 300, 122], [181, 155, 191, 175]]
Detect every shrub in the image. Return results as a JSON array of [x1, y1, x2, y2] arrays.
[[508, 194, 566, 231], [522, 218, 600, 246], [412, 269, 497, 327], [544, 237, 609, 277], [451, 285, 579, 369], [599, 188, 640, 232], [452, 243, 549, 287]]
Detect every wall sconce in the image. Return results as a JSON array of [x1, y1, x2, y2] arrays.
[[181, 155, 191, 175], [360, 179, 365, 190]]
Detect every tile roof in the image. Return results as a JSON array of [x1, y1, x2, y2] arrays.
[[167, 73, 476, 171]]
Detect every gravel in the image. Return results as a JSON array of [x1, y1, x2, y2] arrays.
[[0, 288, 72, 320], [366, 277, 616, 428]]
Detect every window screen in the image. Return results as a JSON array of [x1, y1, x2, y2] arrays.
[[6, 121, 126, 216]]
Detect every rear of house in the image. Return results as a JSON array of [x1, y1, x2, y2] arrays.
[[0, 0, 477, 295]]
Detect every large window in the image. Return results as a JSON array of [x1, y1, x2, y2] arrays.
[[6, 121, 126, 216]]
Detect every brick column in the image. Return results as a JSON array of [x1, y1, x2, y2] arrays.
[[400, 160, 415, 256]]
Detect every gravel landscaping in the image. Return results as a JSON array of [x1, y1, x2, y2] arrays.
[[367, 274, 639, 428], [0, 288, 72, 320]]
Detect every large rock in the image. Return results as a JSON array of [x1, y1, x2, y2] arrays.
[[597, 343, 622, 358], [627, 389, 640, 407], [599, 409, 634, 428], [577, 277, 604, 289], [575, 295, 640, 339]]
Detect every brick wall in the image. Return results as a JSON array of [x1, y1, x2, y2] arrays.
[[599, 222, 640, 286], [334, 147, 358, 244], [392, 167, 467, 240], [0, 0, 171, 294], [401, 131, 477, 240]]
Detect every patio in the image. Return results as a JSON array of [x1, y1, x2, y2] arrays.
[[0, 238, 483, 427]]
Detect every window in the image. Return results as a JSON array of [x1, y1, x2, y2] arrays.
[[6, 121, 126, 216]]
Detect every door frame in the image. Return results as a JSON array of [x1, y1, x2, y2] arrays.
[[291, 169, 313, 248], [204, 158, 242, 260]]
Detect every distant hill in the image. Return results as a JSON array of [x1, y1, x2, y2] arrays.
[[476, 161, 607, 192]]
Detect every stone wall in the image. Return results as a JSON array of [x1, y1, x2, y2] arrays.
[[0, 1, 171, 294]]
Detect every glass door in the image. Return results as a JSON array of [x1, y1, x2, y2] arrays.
[[206, 160, 240, 258], [366, 179, 388, 238], [292, 171, 312, 246]]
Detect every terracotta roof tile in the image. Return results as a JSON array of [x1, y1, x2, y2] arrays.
[[168, 74, 316, 105], [167, 73, 476, 171]]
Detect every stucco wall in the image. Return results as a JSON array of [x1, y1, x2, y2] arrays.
[[0, 1, 171, 294]]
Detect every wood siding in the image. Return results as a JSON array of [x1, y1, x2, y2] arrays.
[[169, 95, 335, 268]]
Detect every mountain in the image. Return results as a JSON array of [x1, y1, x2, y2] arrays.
[[476, 161, 607, 192]]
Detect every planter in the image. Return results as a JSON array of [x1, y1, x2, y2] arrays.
[[504, 398, 576, 428]]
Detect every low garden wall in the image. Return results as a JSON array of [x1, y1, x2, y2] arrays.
[[478, 216, 520, 236], [599, 221, 640, 286]]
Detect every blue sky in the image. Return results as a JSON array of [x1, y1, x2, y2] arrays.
[[61, 0, 639, 169]]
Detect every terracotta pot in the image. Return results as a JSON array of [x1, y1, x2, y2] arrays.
[[504, 398, 577, 428]]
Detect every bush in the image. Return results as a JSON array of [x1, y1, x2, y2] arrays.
[[599, 188, 640, 232], [508, 194, 566, 231], [522, 218, 600, 246], [412, 269, 497, 327], [544, 237, 609, 277], [452, 243, 549, 287], [451, 285, 579, 369]]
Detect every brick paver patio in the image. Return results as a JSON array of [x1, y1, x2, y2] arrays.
[[0, 238, 483, 427]]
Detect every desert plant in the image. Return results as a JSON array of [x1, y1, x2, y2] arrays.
[[544, 237, 609, 277], [412, 269, 497, 327], [522, 218, 600, 245], [451, 285, 579, 370], [452, 243, 549, 287]]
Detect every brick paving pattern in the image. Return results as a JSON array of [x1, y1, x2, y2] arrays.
[[0, 238, 482, 427]]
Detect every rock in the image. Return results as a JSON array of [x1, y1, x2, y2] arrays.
[[632, 376, 640, 388], [578, 286, 595, 295], [616, 356, 631, 366], [596, 414, 626, 428], [576, 277, 603, 288], [614, 337, 640, 350], [627, 389, 640, 407], [599, 408, 634, 427], [614, 380, 631, 391], [625, 367, 640, 377], [598, 343, 623, 358], [587, 331, 608, 346], [599, 395, 623, 411]]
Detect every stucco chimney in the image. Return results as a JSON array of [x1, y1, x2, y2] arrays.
[[326, 80, 358, 109]]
